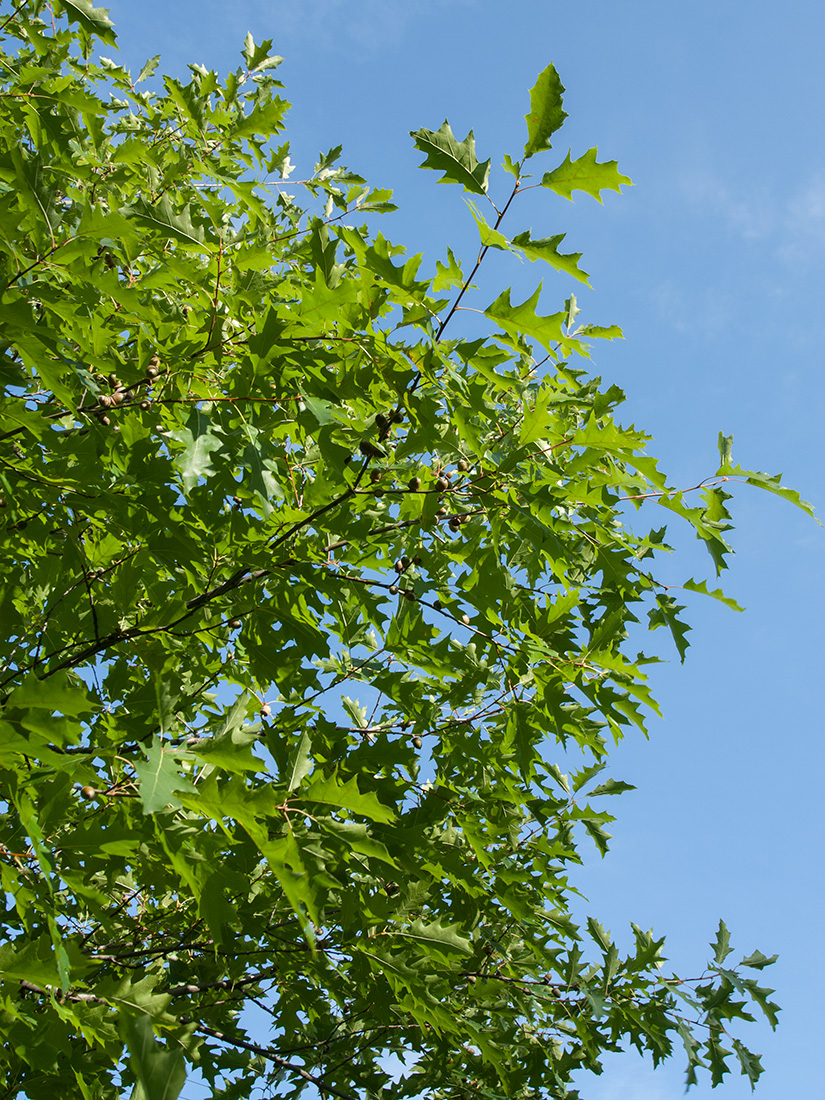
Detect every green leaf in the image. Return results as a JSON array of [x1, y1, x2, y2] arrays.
[[133, 739, 193, 815], [258, 832, 320, 927], [711, 919, 733, 964], [588, 778, 637, 797], [511, 229, 590, 284], [683, 578, 744, 612], [523, 62, 568, 158], [433, 247, 465, 292], [740, 949, 778, 970], [243, 33, 283, 73], [465, 200, 510, 251], [7, 672, 91, 716], [582, 816, 612, 856], [0, 935, 61, 987], [519, 386, 563, 448], [411, 121, 491, 195], [137, 55, 160, 83], [485, 286, 566, 354], [541, 147, 632, 202], [300, 770, 395, 822], [648, 593, 691, 663], [732, 1038, 764, 1089], [168, 409, 222, 492], [123, 1014, 186, 1100], [391, 917, 473, 955], [286, 730, 313, 791], [718, 431, 734, 466], [715, 462, 817, 518], [121, 196, 208, 251], [232, 97, 290, 141], [58, 0, 116, 44]]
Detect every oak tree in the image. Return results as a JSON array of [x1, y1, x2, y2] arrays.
[[0, 3, 811, 1098]]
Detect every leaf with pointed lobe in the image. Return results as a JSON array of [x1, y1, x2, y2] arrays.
[[433, 247, 465, 291], [465, 200, 510, 251], [541, 147, 632, 202], [121, 196, 208, 250], [58, 0, 116, 44], [711, 919, 734, 964], [683, 578, 744, 612], [647, 593, 691, 663], [511, 229, 590, 284], [133, 739, 193, 815], [136, 55, 160, 83], [300, 770, 395, 822], [523, 62, 568, 158], [410, 120, 491, 195], [485, 286, 566, 354], [741, 949, 778, 970]]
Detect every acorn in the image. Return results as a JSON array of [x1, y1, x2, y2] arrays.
[[375, 412, 388, 430], [108, 373, 119, 387], [0, 498, 6, 508], [140, 399, 151, 410], [98, 394, 112, 408], [80, 786, 96, 800], [461, 613, 471, 625], [389, 584, 399, 595], [403, 588, 416, 600], [260, 703, 271, 717], [390, 409, 403, 423], [434, 477, 448, 492], [432, 599, 442, 611], [400, 556, 410, 569], [111, 390, 125, 405], [359, 440, 385, 459], [448, 517, 461, 532], [412, 736, 422, 749], [467, 974, 477, 985], [229, 619, 242, 629], [99, 415, 111, 427], [393, 560, 404, 574], [370, 469, 382, 483], [457, 459, 469, 472], [408, 476, 421, 491]]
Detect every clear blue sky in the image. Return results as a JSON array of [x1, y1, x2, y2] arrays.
[[104, 2, 824, 1096]]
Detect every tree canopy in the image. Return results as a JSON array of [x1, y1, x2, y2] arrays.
[[0, 3, 813, 1098]]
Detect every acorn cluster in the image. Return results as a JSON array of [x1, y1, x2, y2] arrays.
[[91, 355, 162, 427]]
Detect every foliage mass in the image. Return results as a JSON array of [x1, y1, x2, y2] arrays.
[[0, 4, 810, 1098]]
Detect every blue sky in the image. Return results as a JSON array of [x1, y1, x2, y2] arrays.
[[103, 1, 824, 1096]]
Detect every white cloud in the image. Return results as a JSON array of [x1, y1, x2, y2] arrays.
[[681, 168, 773, 240], [780, 171, 825, 265], [682, 166, 825, 267], [239, 0, 472, 54]]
